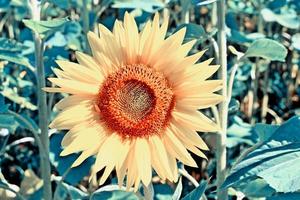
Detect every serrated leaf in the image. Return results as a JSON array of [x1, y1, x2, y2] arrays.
[[242, 38, 287, 62], [23, 18, 69, 39], [182, 180, 208, 200]]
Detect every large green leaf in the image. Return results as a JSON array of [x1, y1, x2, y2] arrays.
[[261, 8, 300, 29], [223, 116, 300, 195], [242, 38, 287, 62], [23, 18, 69, 39]]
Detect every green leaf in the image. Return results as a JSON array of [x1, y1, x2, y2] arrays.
[[23, 18, 69, 39], [0, 95, 17, 131], [235, 178, 275, 198], [0, 52, 32, 70], [153, 183, 173, 199], [261, 8, 300, 29], [252, 123, 279, 142], [1, 88, 37, 110], [223, 116, 300, 194], [0, 37, 28, 52], [54, 182, 87, 200], [227, 116, 255, 148], [292, 33, 300, 51], [242, 38, 288, 62], [267, 193, 300, 200], [112, 0, 165, 13], [182, 180, 208, 200], [90, 185, 138, 200], [175, 23, 208, 43], [0, 113, 17, 131]]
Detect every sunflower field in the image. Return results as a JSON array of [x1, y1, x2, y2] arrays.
[[0, 0, 300, 199]]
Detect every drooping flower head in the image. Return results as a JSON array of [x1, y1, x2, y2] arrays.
[[45, 12, 223, 190]]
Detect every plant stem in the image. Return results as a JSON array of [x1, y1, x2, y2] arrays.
[[143, 183, 154, 200], [83, 0, 91, 54], [216, 0, 228, 199], [178, 168, 199, 187], [30, 0, 52, 199]]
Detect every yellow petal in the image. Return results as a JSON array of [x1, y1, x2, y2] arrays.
[[164, 128, 197, 167], [49, 104, 97, 130], [135, 138, 152, 186], [75, 51, 103, 75], [176, 93, 224, 110], [56, 60, 103, 83], [174, 80, 223, 97], [47, 78, 99, 96], [60, 126, 104, 156], [123, 12, 139, 63], [149, 136, 173, 181], [170, 120, 209, 151], [72, 145, 100, 167], [172, 110, 220, 132], [55, 95, 92, 110]]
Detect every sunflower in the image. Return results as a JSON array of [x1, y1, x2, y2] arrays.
[[44, 12, 223, 190]]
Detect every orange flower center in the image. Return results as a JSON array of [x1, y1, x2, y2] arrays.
[[97, 64, 175, 138]]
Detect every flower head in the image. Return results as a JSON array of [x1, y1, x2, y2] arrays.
[[45, 12, 223, 190]]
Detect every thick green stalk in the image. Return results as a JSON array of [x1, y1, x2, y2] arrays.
[[216, 0, 228, 199], [83, 0, 91, 54], [30, 0, 52, 199], [35, 30, 52, 200]]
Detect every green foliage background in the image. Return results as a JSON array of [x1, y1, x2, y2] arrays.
[[0, 0, 300, 199]]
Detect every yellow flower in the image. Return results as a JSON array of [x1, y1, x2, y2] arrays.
[[44, 12, 223, 190]]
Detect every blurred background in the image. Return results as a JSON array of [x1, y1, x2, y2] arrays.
[[0, 0, 299, 199]]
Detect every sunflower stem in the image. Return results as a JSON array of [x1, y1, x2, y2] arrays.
[[29, 0, 52, 199], [83, 0, 91, 54], [216, 0, 228, 199]]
